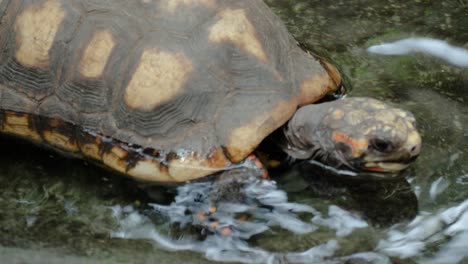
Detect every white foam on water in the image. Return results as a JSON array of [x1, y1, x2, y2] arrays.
[[148, 179, 321, 238], [108, 179, 381, 263], [441, 199, 468, 225], [377, 213, 445, 258], [109, 177, 468, 263], [377, 199, 468, 261], [64, 200, 78, 216], [367, 37, 468, 67], [284, 240, 340, 263], [425, 231, 468, 264], [340, 252, 392, 264], [110, 205, 342, 263], [429, 177, 450, 201], [263, 211, 317, 234], [26, 215, 37, 228], [377, 234, 426, 259], [443, 201, 468, 236], [311, 205, 368, 237], [456, 173, 468, 185], [111, 211, 392, 264]]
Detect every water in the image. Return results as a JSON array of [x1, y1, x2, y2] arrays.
[[1, 0, 467, 263]]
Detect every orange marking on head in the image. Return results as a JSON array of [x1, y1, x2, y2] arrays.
[[209, 207, 217, 214], [332, 131, 368, 157], [261, 170, 269, 179], [210, 221, 219, 229]]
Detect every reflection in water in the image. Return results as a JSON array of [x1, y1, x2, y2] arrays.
[[276, 161, 419, 227]]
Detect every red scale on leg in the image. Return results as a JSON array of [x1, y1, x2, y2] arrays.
[[247, 154, 269, 179], [194, 154, 271, 236]]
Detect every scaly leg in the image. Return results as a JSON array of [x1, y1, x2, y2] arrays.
[[195, 155, 269, 236]]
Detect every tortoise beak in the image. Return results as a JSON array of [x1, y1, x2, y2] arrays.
[[360, 147, 421, 173], [363, 161, 411, 173], [359, 129, 422, 173]]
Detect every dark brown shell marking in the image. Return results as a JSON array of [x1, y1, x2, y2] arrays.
[[0, 110, 233, 182]]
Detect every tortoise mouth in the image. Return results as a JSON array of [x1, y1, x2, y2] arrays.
[[359, 155, 418, 173], [306, 159, 406, 180], [304, 153, 418, 180], [362, 162, 410, 172]]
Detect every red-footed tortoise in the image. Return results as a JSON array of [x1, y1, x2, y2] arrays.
[[0, 0, 421, 188]]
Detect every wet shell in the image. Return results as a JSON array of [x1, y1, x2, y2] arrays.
[[0, 0, 338, 182]]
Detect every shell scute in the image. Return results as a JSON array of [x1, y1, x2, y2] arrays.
[[0, 0, 337, 182]]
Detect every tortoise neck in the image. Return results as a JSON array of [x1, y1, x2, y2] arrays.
[[276, 104, 329, 160]]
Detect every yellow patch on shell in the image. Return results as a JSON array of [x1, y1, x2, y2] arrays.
[[14, 0, 66, 68], [225, 71, 337, 161], [226, 101, 296, 162], [79, 30, 116, 78], [319, 60, 342, 93], [168, 159, 218, 182], [127, 160, 174, 182], [161, 0, 215, 13], [2, 113, 41, 141], [124, 48, 193, 111], [298, 73, 331, 106], [43, 131, 79, 152], [168, 148, 231, 181], [209, 8, 268, 63], [102, 146, 128, 174], [80, 143, 101, 160]]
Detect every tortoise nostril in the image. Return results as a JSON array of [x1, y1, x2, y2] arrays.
[[409, 144, 421, 157]]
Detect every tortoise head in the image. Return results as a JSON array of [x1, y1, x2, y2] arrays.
[[281, 97, 421, 175]]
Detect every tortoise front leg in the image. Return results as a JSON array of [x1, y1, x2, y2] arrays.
[[151, 155, 315, 238], [196, 155, 270, 236], [210, 155, 269, 204]]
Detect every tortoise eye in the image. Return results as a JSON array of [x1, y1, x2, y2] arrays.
[[370, 138, 393, 153]]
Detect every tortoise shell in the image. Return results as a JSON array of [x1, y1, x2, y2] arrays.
[[0, 0, 339, 182]]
